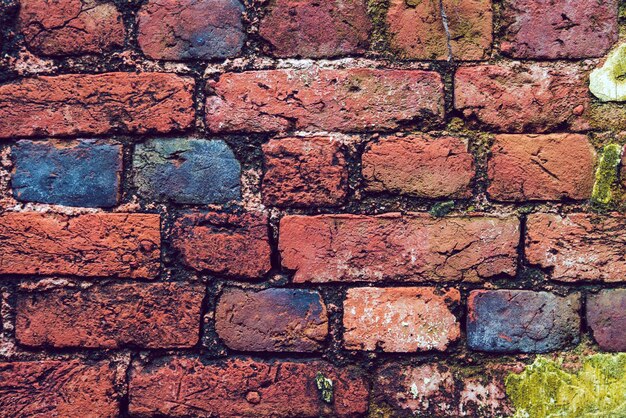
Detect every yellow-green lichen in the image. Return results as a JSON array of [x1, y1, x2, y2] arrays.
[[506, 353, 626, 418], [367, 0, 391, 52], [315, 372, 334, 404], [591, 143, 622, 206]]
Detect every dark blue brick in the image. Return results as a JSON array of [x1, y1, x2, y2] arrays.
[[11, 140, 121, 208], [467, 290, 581, 353], [133, 138, 240, 204]]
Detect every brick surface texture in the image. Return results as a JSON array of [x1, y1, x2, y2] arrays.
[[0, 0, 624, 416]]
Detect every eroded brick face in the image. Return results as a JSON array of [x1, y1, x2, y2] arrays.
[[587, 289, 626, 352]]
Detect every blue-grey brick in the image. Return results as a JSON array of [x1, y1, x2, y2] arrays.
[[133, 138, 240, 204], [11, 140, 121, 208], [467, 290, 580, 353]]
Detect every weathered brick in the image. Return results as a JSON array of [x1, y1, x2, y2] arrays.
[[0, 212, 160, 278], [262, 137, 347, 207], [259, 0, 371, 58], [137, 0, 245, 60], [129, 357, 368, 417], [279, 214, 519, 283], [526, 213, 626, 282], [16, 282, 203, 349], [343, 287, 460, 352], [0, 360, 119, 417], [172, 211, 271, 279], [587, 289, 626, 352], [373, 362, 514, 417], [487, 134, 596, 201], [386, 0, 492, 60], [0, 73, 195, 138], [11, 139, 122, 208], [467, 290, 581, 353], [19, 0, 125, 56], [215, 287, 328, 352], [133, 138, 240, 204], [362, 134, 475, 198], [205, 68, 444, 133], [454, 64, 589, 133], [500, 0, 618, 59]]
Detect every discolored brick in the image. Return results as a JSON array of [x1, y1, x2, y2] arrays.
[[587, 289, 626, 352]]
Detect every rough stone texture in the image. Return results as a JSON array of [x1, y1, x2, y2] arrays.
[[454, 63, 590, 133], [205, 68, 444, 133], [172, 211, 271, 279], [487, 134, 596, 201], [526, 213, 626, 282], [0, 212, 160, 278], [386, 0, 492, 60], [133, 138, 240, 204], [373, 362, 514, 417], [0, 73, 195, 138], [16, 283, 203, 349], [279, 213, 519, 283], [362, 134, 475, 198], [467, 290, 581, 353], [262, 136, 347, 207], [137, 0, 245, 60], [500, 0, 618, 59], [258, 0, 371, 58], [343, 287, 460, 352], [129, 357, 369, 417], [11, 139, 122, 208], [215, 287, 328, 352], [19, 0, 126, 56], [0, 361, 119, 417], [586, 289, 626, 352]]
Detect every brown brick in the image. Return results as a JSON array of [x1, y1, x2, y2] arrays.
[[172, 212, 271, 279], [362, 134, 475, 198], [0, 360, 119, 417], [454, 64, 590, 133], [343, 287, 460, 352], [16, 282, 203, 349], [0, 73, 195, 138], [205, 68, 444, 133], [262, 137, 348, 207], [129, 357, 369, 417], [526, 213, 626, 282], [279, 213, 519, 283], [0, 212, 160, 278], [19, 0, 125, 56], [215, 287, 328, 352], [487, 134, 596, 201]]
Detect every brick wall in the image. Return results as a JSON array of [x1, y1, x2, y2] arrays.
[[0, 0, 625, 416]]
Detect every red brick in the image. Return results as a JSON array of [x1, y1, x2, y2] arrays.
[[0, 360, 119, 417], [386, 0, 492, 60], [262, 137, 348, 207], [622, 144, 626, 188], [487, 134, 596, 201], [0, 73, 195, 138], [259, 0, 370, 58], [0, 212, 160, 278], [19, 0, 125, 56], [362, 134, 474, 198], [205, 68, 444, 133], [587, 289, 626, 352], [454, 64, 590, 133], [279, 213, 519, 283], [172, 212, 271, 279], [343, 287, 460, 352], [129, 357, 368, 417], [500, 0, 618, 59], [215, 287, 328, 352], [526, 213, 626, 282], [16, 282, 203, 349]]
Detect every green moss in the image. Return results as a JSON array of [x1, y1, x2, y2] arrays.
[[506, 353, 626, 418], [315, 372, 334, 404], [367, 0, 390, 52], [591, 143, 622, 206], [429, 200, 455, 217]]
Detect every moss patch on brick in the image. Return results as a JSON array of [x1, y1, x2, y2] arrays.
[[506, 353, 626, 418], [591, 143, 622, 206], [315, 371, 334, 404]]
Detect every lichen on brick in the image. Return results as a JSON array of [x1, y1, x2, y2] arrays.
[[591, 143, 622, 205], [315, 371, 334, 403], [589, 42, 626, 102]]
